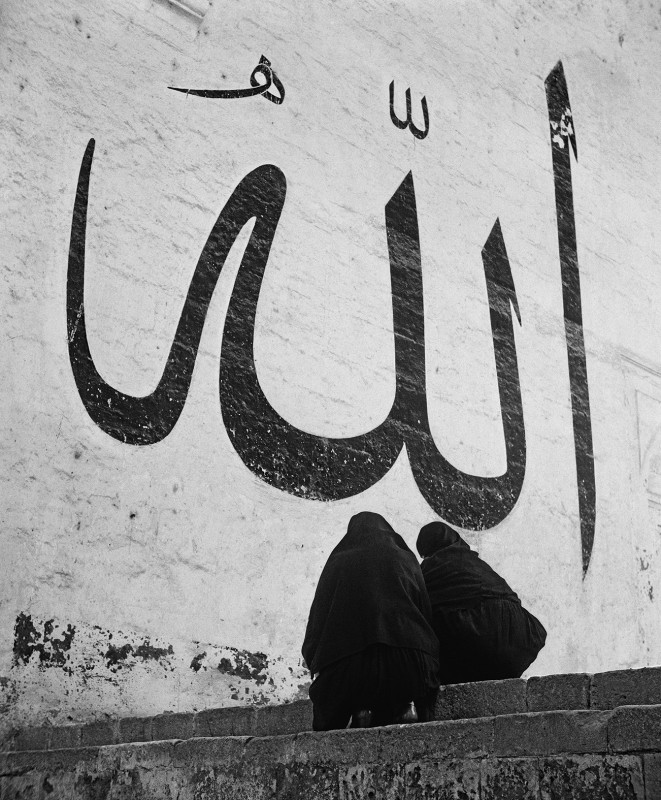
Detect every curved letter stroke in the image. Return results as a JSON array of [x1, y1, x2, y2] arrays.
[[67, 138, 286, 444], [219, 172, 526, 528], [68, 146, 525, 529]]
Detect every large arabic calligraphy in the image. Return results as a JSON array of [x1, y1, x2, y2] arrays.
[[67, 62, 594, 566]]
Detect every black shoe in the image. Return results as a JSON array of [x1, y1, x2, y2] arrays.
[[350, 709, 373, 728], [392, 701, 418, 725]]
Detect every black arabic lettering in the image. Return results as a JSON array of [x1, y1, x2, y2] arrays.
[[168, 55, 285, 105], [67, 141, 526, 530], [545, 61, 596, 576], [389, 81, 430, 140]]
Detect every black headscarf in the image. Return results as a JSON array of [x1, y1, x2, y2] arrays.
[[302, 512, 439, 674], [417, 521, 519, 611]]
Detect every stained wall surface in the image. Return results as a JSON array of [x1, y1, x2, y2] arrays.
[[2, 0, 661, 733]]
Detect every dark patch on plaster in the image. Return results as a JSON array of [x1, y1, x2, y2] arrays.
[[105, 643, 133, 669], [13, 613, 75, 670], [134, 640, 173, 661], [190, 652, 207, 672], [217, 647, 269, 685], [105, 638, 173, 671]]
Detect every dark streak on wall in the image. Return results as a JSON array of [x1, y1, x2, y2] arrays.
[[105, 639, 174, 672], [216, 647, 269, 684]]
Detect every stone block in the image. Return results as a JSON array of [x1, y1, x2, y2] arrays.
[[373, 762, 407, 800], [591, 667, 661, 710], [80, 719, 117, 747], [254, 699, 313, 736], [276, 762, 338, 800], [379, 717, 494, 763], [10, 745, 99, 773], [643, 753, 661, 799], [295, 727, 380, 766], [195, 704, 255, 737], [13, 726, 50, 751], [527, 673, 590, 713], [187, 764, 271, 800], [608, 704, 661, 753], [405, 759, 481, 800], [538, 755, 644, 799], [481, 757, 540, 800], [339, 764, 378, 800], [151, 711, 195, 741], [50, 724, 83, 750], [493, 710, 609, 757], [118, 714, 152, 743], [243, 732, 300, 767], [117, 739, 176, 771], [0, 731, 17, 752], [173, 735, 248, 768], [435, 678, 526, 721]]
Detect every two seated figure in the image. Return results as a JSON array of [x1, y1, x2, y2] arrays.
[[302, 512, 546, 731]]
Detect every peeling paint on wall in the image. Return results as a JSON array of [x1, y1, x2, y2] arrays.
[[105, 639, 174, 672], [13, 614, 76, 672], [3, 613, 309, 733]]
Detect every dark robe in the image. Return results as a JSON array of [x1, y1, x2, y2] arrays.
[[302, 512, 440, 730], [417, 521, 547, 683]]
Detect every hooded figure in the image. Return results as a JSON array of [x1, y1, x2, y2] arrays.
[[302, 512, 440, 731], [417, 521, 546, 684]]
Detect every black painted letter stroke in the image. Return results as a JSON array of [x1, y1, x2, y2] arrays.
[[68, 141, 526, 530], [545, 62, 596, 576]]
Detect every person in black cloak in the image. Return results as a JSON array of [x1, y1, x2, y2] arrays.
[[302, 511, 440, 731], [417, 521, 547, 684]]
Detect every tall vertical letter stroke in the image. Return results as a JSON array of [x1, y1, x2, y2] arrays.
[[545, 62, 596, 576]]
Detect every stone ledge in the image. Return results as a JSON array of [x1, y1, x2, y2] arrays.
[[2, 709, 659, 799], [5, 667, 661, 754]]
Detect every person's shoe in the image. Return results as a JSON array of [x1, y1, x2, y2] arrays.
[[392, 701, 418, 724], [350, 709, 373, 728]]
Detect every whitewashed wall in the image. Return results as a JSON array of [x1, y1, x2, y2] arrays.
[[2, 0, 661, 732]]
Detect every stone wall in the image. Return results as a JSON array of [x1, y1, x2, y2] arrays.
[[2, 0, 661, 732]]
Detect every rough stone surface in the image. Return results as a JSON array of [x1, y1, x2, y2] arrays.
[[11, 668, 661, 754], [538, 755, 644, 799], [493, 710, 610, 758], [195, 704, 256, 737], [380, 717, 494, 764], [256, 699, 313, 737], [642, 753, 661, 800], [435, 679, 527, 721], [608, 704, 661, 753], [2, 716, 660, 798], [482, 757, 540, 800], [151, 711, 195, 742], [591, 668, 661, 710], [79, 719, 118, 748], [13, 726, 50, 752], [118, 715, 152, 745], [526, 674, 590, 713]]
